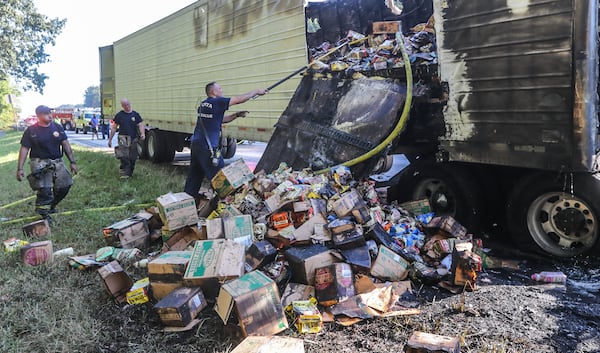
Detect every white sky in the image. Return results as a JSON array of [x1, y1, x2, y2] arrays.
[[17, 0, 196, 117]]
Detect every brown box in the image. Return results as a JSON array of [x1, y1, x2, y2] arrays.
[[20, 240, 53, 266], [314, 263, 355, 307], [154, 286, 207, 327], [373, 21, 401, 34], [156, 192, 198, 231], [162, 226, 203, 252], [244, 240, 278, 273], [293, 214, 327, 242], [103, 217, 149, 249], [215, 270, 288, 336], [22, 219, 51, 238], [332, 189, 364, 217], [148, 251, 192, 299], [98, 261, 134, 303], [371, 245, 410, 281], [404, 331, 460, 353], [284, 244, 339, 285], [211, 159, 255, 198], [425, 216, 467, 239]]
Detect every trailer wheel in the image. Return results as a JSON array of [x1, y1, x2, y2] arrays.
[[222, 137, 237, 159], [506, 172, 600, 257], [64, 122, 72, 131], [388, 163, 484, 233], [137, 137, 149, 160], [147, 130, 163, 163]]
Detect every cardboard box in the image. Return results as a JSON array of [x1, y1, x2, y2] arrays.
[[197, 196, 218, 218], [103, 217, 150, 249], [126, 277, 151, 305], [404, 331, 460, 353], [366, 222, 394, 249], [223, 215, 254, 249], [157, 192, 198, 231], [340, 244, 372, 272], [314, 263, 355, 307], [332, 226, 366, 250], [206, 218, 224, 239], [290, 300, 322, 334], [183, 240, 245, 297], [20, 240, 53, 266], [399, 199, 431, 216], [332, 189, 364, 217], [373, 21, 402, 34], [281, 283, 315, 307], [371, 245, 410, 281], [98, 261, 134, 303], [244, 240, 278, 273], [211, 159, 255, 198], [293, 214, 327, 242], [154, 286, 207, 327], [284, 244, 339, 285], [215, 270, 288, 336], [231, 336, 305, 353], [22, 219, 51, 238], [148, 251, 192, 298], [162, 226, 202, 252], [425, 216, 467, 239]]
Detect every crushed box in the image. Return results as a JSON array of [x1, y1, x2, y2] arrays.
[[425, 216, 467, 239], [162, 225, 202, 252], [211, 159, 255, 198], [224, 215, 254, 248], [20, 240, 53, 266], [244, 240, 278, 272], [399, 199, 431, 216], [284, 244, 339, 285], [154, 286, 207, 327], [149, 251, 192, 299], [215, 270, 288, 336], [126, 277, 151, 305], [98, 261, 134, 303], [371, 245, 410, 281], [332, 189, 364, 217], [22, 219, 51, 238], [314, 263, 355, 307], [281, 283, 315, 307], [103, 216, 149, 249], [157, 192, 198, 231]]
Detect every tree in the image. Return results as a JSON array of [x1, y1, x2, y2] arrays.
[[0, 0, 65, 93], [84, 85, 100, 108], [0, 80, 19, 129]]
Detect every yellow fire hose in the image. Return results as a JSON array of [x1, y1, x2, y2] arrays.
[[315, 32, 413, 174]]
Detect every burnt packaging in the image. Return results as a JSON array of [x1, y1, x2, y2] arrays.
[[339, 244, 372, 272], [154, 286, 207, 327], [314, 263, 355, 307], [332, 224, 366, 250], [245, 240, 278, 272], [366, 222, 394, 248], [284, 244, 339, 285]]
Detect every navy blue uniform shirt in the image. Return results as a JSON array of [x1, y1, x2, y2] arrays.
[[20, 122, 67, 159], [114, 110, 142, 137], [191, 96, 230, 149]]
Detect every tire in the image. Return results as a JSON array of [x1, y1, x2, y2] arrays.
[[137, 137, 149, 160], [222, 137, 237, 159], [388, 163, 484, 233], [161, 137, 176, 163], [64, 122, 72, 131], [506, 172, 600, 257], [147, 130, 163, 163]]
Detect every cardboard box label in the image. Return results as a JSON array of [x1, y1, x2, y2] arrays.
[[371, 245, 409, 281], [21, 240, 53, 266], [157, 192, 198, 231], [184, 240, 245, 281]]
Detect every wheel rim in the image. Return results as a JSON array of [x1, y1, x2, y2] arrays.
[[148, 133, 157, 159], [137, 140, 144, 156], [413, 177, 457, 216], [527, 192, 598, 256]]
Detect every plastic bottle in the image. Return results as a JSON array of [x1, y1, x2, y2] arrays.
[[531, 271, 567, 283], [133, 259, 149, 268]]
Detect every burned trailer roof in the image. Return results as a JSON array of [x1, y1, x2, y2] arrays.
[[434, 0, 599, 172]]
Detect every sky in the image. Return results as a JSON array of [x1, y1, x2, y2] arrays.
[[17, 0, 196, 117]]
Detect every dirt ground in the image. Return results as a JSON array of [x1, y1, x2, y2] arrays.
[[92, 239, 600, 353]]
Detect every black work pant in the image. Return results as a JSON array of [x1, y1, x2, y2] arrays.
[[184, 141, 223, 198]]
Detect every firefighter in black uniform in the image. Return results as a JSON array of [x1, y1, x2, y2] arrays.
[[16, 105, 78, 221]]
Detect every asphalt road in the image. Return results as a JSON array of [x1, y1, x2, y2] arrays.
[[64, 130, 267, 169]]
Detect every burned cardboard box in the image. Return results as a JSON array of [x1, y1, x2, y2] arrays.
[[98, 261, 134, 303], [231, 336, 305, 353], [424, 216, 467, 239], [331, 222, 366, 250], [399, 199, 431, 216], [215, 270, 288, 337], [149, 251, 192, 300], [156, 192, 198, 231], [281, 283, 315, 307], [366, 222, 394, 249], [154, 286, 207, 327], [451, 242, 480, 288], [284, 244, 339, 285], [293, 213, 328, 243], [245, 240, 278, 273], [103, 216, 150, 249], [339, 244, 372, 272], [289, 299, 322, 334], [20, 240, 53, 266], [371, 245, 410, 281], [22, 219, 51, 238], [211, 159, 255, 198], [183, 239, 245, 299], [314, 263, 355, 307], [332, 189, 365, 217], [162, 225, 203, 252]]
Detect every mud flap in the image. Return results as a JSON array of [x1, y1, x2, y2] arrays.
[[255, 75, 407, 176]]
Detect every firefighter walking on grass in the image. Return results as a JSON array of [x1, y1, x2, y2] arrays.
[[108, 98, 145, 179], [16, 105, 78, 222]]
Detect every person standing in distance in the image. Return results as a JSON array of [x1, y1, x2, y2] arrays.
[[184, 82, 267, 198], [108, 99, 145, 178], [16, 105, 78, 221], [90, 114, 99, 140]]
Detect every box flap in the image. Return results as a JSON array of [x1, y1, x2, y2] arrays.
[[214, 286, 235, 324]]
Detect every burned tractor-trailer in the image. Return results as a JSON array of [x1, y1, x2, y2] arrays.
[[101, 0, 600, 257]]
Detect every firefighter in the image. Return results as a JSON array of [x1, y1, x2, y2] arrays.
[[108, 98, 145, 178], [16, 105, 78, 221]]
